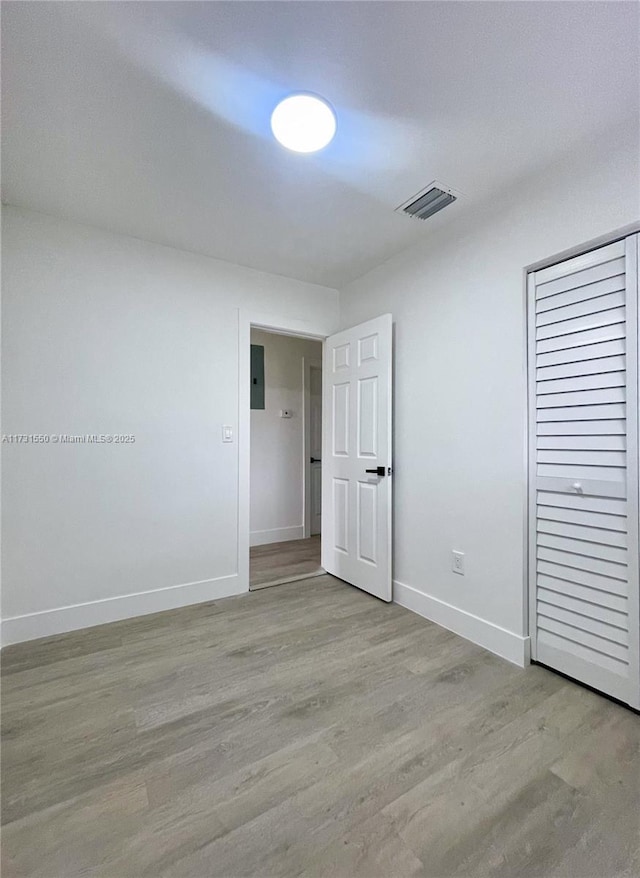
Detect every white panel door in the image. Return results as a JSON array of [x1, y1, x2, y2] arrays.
[[310, 365, 322, 535], [322, 314, 392, 601], [528, 234, 640, 709]]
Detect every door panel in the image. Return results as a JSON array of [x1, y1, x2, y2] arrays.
[[357, 377, 378, 457], [357, 481, 377, 564], [322, 314, 392, 601], [333, 478, 349, 552], [529, 233, 639, 709], [332, 383, 349, 456]]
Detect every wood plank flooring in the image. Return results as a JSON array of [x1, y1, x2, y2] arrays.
[[250, 535, 322, 589], [2, 575, 639, 878]]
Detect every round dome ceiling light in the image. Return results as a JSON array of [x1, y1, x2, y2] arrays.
[[271, 94, 336, 153]]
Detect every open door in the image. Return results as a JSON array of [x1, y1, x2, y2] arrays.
[[321, 314, 393, 601]]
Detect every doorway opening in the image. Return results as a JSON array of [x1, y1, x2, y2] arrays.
[[249, 328, 324, 590]]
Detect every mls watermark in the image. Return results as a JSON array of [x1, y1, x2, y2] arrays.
[[2, 434, 136, 445]]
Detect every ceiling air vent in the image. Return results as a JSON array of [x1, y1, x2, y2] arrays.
[[396, 182, 457, 221]]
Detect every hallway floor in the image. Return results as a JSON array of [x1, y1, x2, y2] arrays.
[[250, 535, 322, 590]]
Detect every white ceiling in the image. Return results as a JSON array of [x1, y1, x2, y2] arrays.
[[2, 2, 638, 287]]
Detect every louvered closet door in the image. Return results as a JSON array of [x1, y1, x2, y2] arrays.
[[528, 234, 640, 709]]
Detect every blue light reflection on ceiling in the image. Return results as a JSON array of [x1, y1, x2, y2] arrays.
[[78, 2, 422, 199]]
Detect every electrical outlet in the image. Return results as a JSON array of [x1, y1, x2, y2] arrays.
[[452, 550, 465, 575]]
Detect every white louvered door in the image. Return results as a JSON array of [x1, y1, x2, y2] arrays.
[[528, 234, 640, 709]]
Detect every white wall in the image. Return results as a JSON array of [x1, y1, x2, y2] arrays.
[[250, 330, 322, 546], [1, 206, 338, 644], [340, 122, 640, 665]]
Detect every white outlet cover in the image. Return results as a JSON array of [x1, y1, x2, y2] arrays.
[[452, 550, 465, 575]]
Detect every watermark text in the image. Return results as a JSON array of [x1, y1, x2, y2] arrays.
[[2, 434, 136, 445]]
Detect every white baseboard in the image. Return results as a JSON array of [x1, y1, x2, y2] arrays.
[[394, 580, 530, 668], [1, 574, 245, 647], [250, 526, 304, 547]]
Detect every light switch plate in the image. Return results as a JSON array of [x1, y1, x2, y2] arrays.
[[452, 550, 465, 575], [222, 425, 233, 443]]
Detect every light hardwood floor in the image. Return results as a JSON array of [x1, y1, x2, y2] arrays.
[[250, 535, 322, 590], [1, 575, 639, 878]]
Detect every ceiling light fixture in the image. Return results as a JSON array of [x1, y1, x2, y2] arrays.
[[271, 94, 336, 153]]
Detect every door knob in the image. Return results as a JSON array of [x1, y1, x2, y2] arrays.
[[571, 482, 583, 493], [365, 466, 386, 477], [310, 457, 321, 463]]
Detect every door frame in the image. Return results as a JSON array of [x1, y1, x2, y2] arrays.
[[238, 310, 330, 592], [523, 221, 640, 666], [303, 357, 323, 539]]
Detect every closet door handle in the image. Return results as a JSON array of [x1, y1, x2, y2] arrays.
[[365, 466, 386, 477]]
